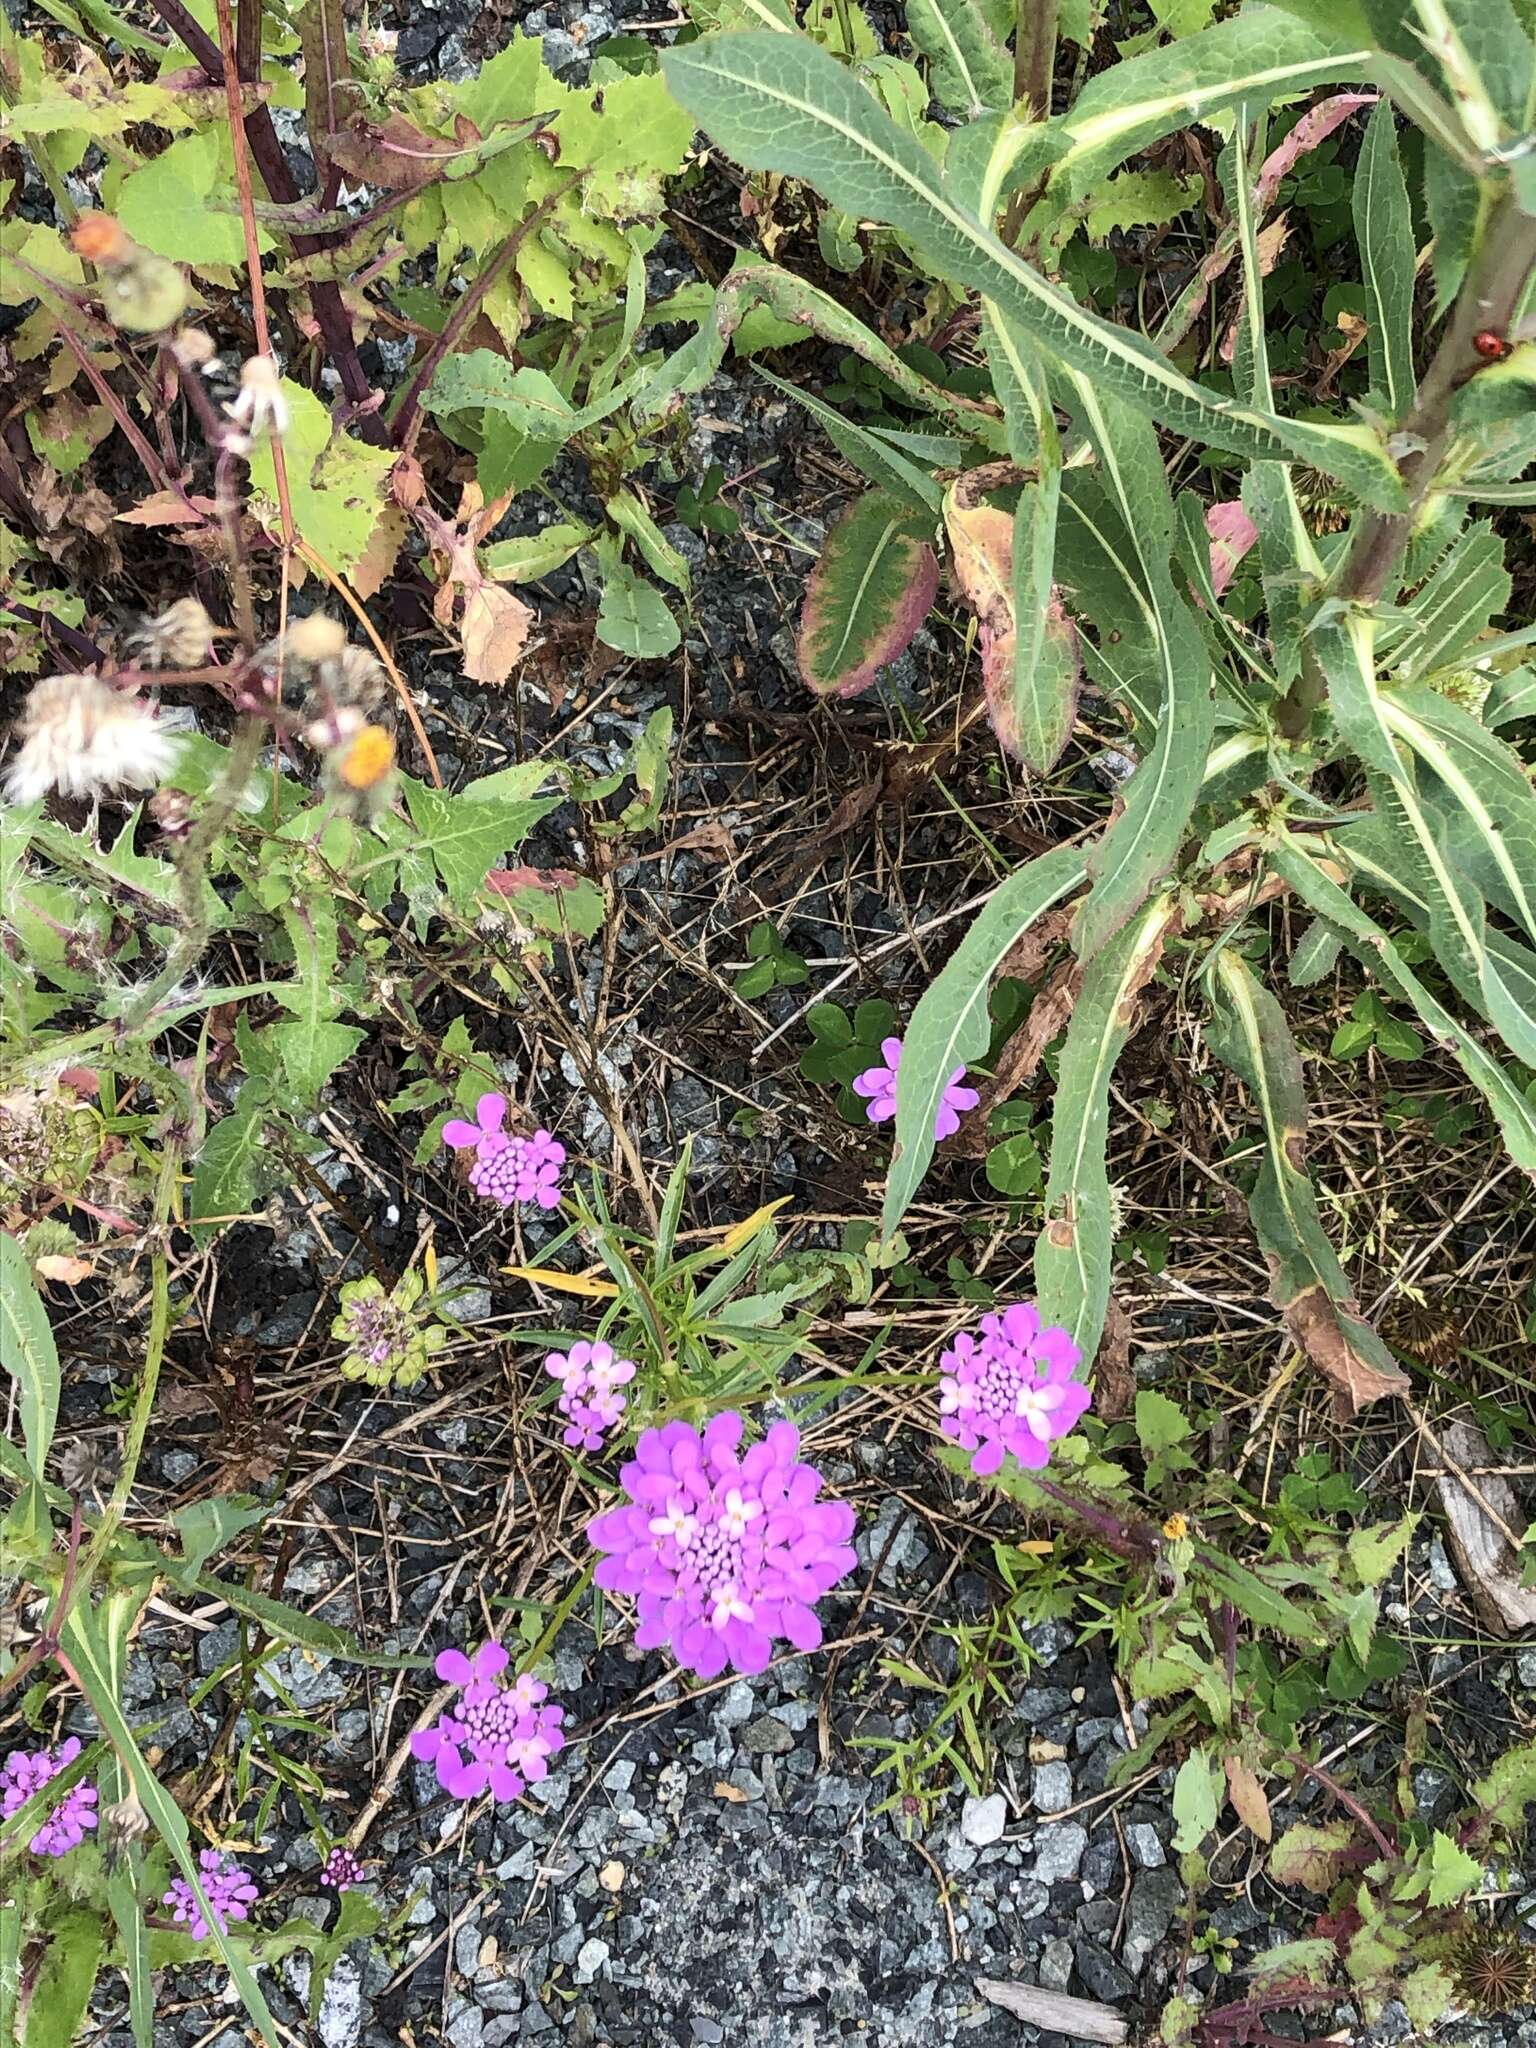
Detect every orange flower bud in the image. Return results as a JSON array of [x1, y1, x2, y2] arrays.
[[70, 211, 131, 266], [337, 725, 395, 790]]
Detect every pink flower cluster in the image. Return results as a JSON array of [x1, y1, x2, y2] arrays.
[[852, 1036, 978, 1141], [588, 1413, 857, 1680], [0, 1738, 97, 1857], [938, 1302, 1090, 1476], [320, 1844, 364, 1892], [442, 1092, 564, 1209], [163, 1850, 260, 1940], [545, 1339, 635, 1451], [411, 1642, 565, 1803]]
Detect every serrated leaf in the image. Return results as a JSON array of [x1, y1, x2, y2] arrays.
[[1347, 1512, 1417, 1587], [1289, 918, 1343, 987], [1036, 895, 1175, 1362], [247, 382, 392, 578], [405, 777, 562, 908], [798, 490, 939, 697], [1134, 1389, 1190, 1455], [426, 351, 634, 437], [1353, 101, 1416, 422], [481, 521, 593, 583], [548, 69, 696, 216], [883, 845, 1089, 1236], [1, 1229, 60, 1476], [906, 0, 1011, 117], [1468, 1738, 1536, 1833], [117, 130, 271, 270], [1208, 950, 1409, 1412], [1081, 167, 1202, 245], [187, 1090, 272, 1243], [1385, 523, 1510, 678], [661, 35, 1405, 508], [1269, 1819, 1356, 1890], [1421, 1830, 1483, 1907]]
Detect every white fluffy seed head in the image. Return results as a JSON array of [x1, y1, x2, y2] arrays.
[[3, 674, 180, 806]]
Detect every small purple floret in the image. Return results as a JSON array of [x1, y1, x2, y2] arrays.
[[545, 1339, 636, 1451], [163, 1850, 261, 1940], [938, 1301, 1090, 1477], [410, 1642, 566, 1804], [0, 1738, 97, 1857], [587, 1413, 857, 1680], [320, 1845, 365, 1892], [442, 1092, 565, 1209], [851, 1036, 979, 1140]]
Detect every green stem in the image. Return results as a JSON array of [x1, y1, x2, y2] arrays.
[[1276, 192, 1536, 738], [1014, 0, 1058, 116]]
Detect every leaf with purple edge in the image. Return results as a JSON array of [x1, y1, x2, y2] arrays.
[[797, 491, 939, 698]]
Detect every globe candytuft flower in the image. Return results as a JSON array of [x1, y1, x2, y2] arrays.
[[545, 1339, 636, 1452], [3, 673, 179, 807], [938, 1301, 1090, 1477], [319, 1844, 365, 1892], [331, 1269, 445, 1389], [410, 1642, 565, 1803], [163, 1849, 261, 1939], [587, 1413, 858, 1680], [851, 1036, 979, 1141], [0, 1738, 97, 1857], [441, 1093, 564, 1210]]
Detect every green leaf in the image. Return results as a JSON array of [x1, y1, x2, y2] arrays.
[[1386, 523, 1510, 677], [1352, 101, 1416, 422], [1036, 895, 1174, 1363], [404, 777, 562, 909], [607, 489, 693, 596], [756, 367, 945, 511], [1468, 1738, 1536, 1834], [481, 521, 592, 583], [1207, 949, 1409, 1410], [108, 1860, 155, 2048], [116, 130, 270, 269], [985, 1129, 1043, 1195], [883, 845, 1089, 1237], [247, 382, 392, 579], [1134, 1389, 1190, 1456], [1064, 379, 1215, 957], [661, 35, 1405, 508], [1272, 830, 1536, 1174], [1421, 1830, 1483, 1907], [797, 490, 939, 697], [426, 351, 636, 437], [1173, 1750, 1222, 1853], [59, 1604, 280, 2041], [1289, 918, 1343, 987], [1347, 1512, 1417, 1587], [171, 1496, 269, 1577], [906, 0, 1011, 117], [0, 1230, 59, 1478], [20, 1910, 103, 2048], [187, 1088, 272, 1244], [594, 545, 682, 658]]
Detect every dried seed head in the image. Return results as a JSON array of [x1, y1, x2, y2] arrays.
[[56, 1435, 121, 1504], [3, 674, 180, 807], [303, 703, 367, 754], [129, 596, 214, 670], [1385, 1298, 1464, 1370], [148, 786, 192, 841], [283, 613, 349, 666], [226, 355, 289, 439], [172, 327, 217, 368], [104, 1789, 150, 1856], [1450, 1923, 1535, 2015], [325, 642, 388, 712], [99, 248, 190, 334]]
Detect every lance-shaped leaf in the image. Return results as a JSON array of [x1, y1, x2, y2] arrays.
[[1380, 522, 1509, 675], [1352, 100, 1416, 422], [943, 485, 1082, 771], [662, 35, 1406, 508], [907, 0, 1011, 117], [798, 491, 939, 698], [1207, 949, 1409, 1413], [1036, 895, 1177, 1364], [882, 844, 1090, 1238], [1269, 831, 1536, 1176], [1316, 614, 1536, 1065], [1064, 377, 1216, 958], [0, 1231, 59, 1479]]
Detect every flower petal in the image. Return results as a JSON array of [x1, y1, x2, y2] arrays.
[[434, 1648, 473, 1685]]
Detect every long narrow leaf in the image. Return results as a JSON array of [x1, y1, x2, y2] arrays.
[[662, 36, 1406, 508], [1353, 101, 1416, 420], [0, 1232, 59, 1478], [882, 845, 1090, 1237], [1269, 832, 1536, 1174], [1207, 951, 1408, 1412], [1036, 896, 1176, 1363]]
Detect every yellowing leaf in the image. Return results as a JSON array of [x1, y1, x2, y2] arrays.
[[715, 1196, 792, 1255], [503, 1264, 621, 1298], [1224, 1755, 1273, 1842], [248, 382, 394, 579]]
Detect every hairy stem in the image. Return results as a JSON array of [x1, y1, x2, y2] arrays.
[[1276, 192, 1536, 738]]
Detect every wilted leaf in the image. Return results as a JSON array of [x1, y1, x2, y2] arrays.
[[1269, 1819, 1356, 1892], [1225, 1755, 1273, 1842], [798, 490, 938, 697], [324, 111, 489, 192], [1281, 1287, 1411, 1415], [248, 383, 394, 579], [462, 584, 533, 684], [1205, 500, 1259, 597], [944, 489, 1080, 771]]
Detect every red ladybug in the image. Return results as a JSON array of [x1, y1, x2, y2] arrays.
[[1473, 329, 1512, 361]]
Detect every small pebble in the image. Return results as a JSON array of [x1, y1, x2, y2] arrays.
[[960, 1793, 1008, 1847]]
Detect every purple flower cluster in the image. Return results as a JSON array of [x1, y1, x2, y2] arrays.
[[0, 1738, 97, 1857], [588, 1413, 857, 1680], [163, 1850, 261, 1940], [442, 1092, 564, 1210], [852, 1036, 979, 1141], [320, 1844, 365, 1892], [545, 1339, 636, 1451], [938, 1302, 1090, 1476], [411, 1642, 565, 1803]]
